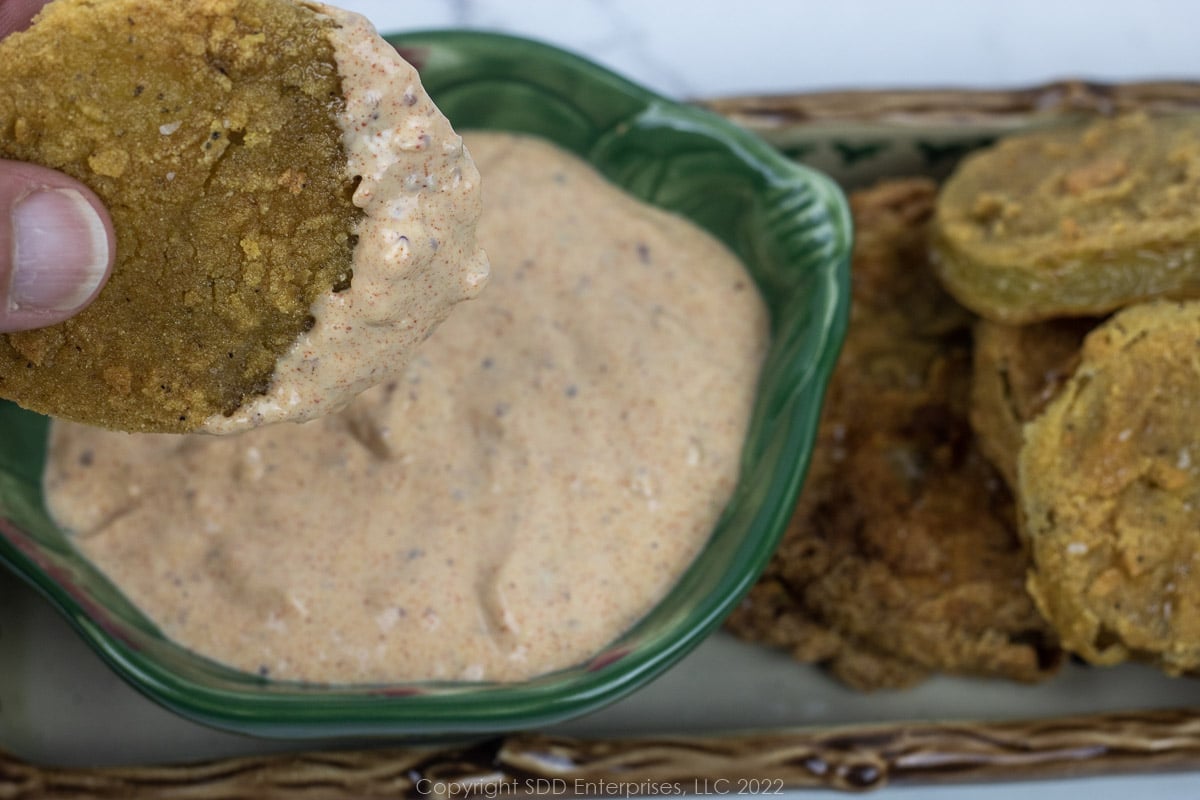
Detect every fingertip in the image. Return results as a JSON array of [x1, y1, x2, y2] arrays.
[[0, 0, 48, 38], [0, 161, 115, 333]]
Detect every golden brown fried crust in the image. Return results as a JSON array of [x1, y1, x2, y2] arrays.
[[1021, 300, 1200, 673], [726, 178, 1061, 691], [969, 317, 1095, 489], [932, 113, 1200, 324], [0, 0, 360, 432]]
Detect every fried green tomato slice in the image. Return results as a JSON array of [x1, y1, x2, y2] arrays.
[[1021, 300, 1200, 672], [0, 0, 361, 432], [969, 316, 1094, 490], [727, 179, 1060, 691], [0, 0, 488, 434], [932, 114, 1200, 324]]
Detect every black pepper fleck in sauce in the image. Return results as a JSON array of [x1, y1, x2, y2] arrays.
[[44, 133, 768, 684]]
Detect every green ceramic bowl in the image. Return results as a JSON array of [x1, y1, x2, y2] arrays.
[[0, 31, 851, 738]]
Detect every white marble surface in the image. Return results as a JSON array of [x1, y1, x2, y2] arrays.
[[5, 2, 1200, 799], [337, 0, 1199, 99]]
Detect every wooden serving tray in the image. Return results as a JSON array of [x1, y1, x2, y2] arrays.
[[704, 80, 1200, 185], [5, 81, 1200, 796]]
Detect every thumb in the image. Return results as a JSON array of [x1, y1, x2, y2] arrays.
[[0, 0, 48, 38], [0, 160, 114, 333]]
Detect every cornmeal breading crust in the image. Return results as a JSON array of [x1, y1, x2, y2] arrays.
[[727, 178, 1060, 690], [0, 0, 358, 431], [1021, 300, 1200, 673]]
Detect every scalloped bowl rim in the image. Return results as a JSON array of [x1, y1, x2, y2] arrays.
[[0, 29, 852, 738]]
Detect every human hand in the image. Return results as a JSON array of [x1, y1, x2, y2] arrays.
[[0, 0, 115, 333]]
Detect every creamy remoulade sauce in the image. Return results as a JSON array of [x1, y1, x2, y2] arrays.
[[202, 3, 490, 433], [43, 133, 770, 683]]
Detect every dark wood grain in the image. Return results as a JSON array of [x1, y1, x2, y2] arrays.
[[702, 80, 1200, 129], [5, 709, 1200, 797]]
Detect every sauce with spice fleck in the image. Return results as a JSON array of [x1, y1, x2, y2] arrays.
[[203, 3, 490, 433], [43, 133, 769, 683]]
